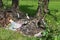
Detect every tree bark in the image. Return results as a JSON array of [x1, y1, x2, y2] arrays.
[[36, 0, 49, 28], [12, 0, 19, 10], [0, 0, 3, 8], [36, 0, 43, 19], [43, 0, 49, 14], [37, 0, 49, 18]]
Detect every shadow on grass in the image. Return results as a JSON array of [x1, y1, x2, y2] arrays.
[[47, 9, 58, 21], [19, 5, 37, 16]]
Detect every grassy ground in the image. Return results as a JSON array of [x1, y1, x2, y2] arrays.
[[0, 0, 60, 40]]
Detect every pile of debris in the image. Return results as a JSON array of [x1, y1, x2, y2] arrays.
[[0, 10, 46, 37]]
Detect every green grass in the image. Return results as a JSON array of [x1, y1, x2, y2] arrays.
[[0, 28, 42, 40], [46, 1, 60, 32], [0, 0, 60, 40]]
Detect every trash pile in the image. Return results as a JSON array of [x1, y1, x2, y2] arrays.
[[0, 10, 45, 37], [6, 19, 44, 37]]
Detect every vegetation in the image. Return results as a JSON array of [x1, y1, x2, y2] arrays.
[[0, 0, 60, 40]]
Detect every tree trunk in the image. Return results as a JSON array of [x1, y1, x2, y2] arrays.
[[36, 0, 43, 19], [12, 0, 19, 10], [37, 0, 49, 19], [43, 0, 49, 14], [0, 0, 3, 8], [12, 0, 20, 18], [36, 0, 48, 28]]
